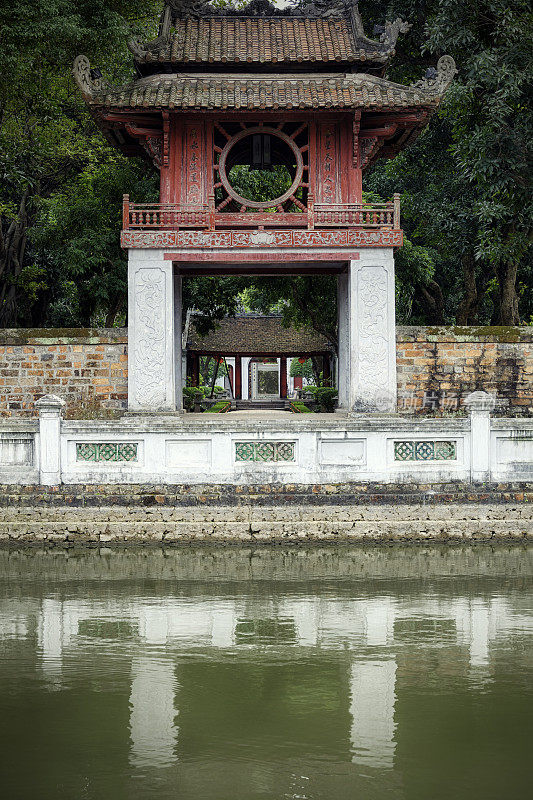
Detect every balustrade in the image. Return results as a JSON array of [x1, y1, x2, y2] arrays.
[[122, 195, 400, 233]]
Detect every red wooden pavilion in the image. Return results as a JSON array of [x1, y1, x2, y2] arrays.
[[74, 0, 455, 413]]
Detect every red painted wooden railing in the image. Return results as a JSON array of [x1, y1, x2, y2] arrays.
[[122, 195, 400, 232]]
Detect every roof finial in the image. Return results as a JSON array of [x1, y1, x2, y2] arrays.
[[72, 55, 108, 99], [413, 55, 458, 94]]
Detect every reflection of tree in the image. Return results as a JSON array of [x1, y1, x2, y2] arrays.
[[77, 618, 138, 639], [234, 617, 297, 644]]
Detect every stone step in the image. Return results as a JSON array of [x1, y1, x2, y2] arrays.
[[1, 503, 532, 543], [1, 518, 532, 543], [2, 504, 533, 522], [234, 400, 287, 410]]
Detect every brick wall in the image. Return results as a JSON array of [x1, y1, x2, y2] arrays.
[[1, 326, 532, 416], [0, 329, 127, 415], [397, 327, 533, 414]]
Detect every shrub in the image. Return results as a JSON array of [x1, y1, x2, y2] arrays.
[[183, 387, 204, 411], [63, 395, 121, 420], [305, 386, 338, 412]]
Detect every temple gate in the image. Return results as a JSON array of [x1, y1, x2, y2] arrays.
[[74, 0, 455, 413]]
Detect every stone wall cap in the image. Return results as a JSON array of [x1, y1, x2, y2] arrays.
[[464, 391, 496, 412], [35, 394, 66, 410]]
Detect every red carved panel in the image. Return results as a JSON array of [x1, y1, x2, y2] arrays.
[[183, 122, 205, 206], [316, 123, 340, 204], [121, 229, 403, 250]]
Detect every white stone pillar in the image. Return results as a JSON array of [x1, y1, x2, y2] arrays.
[[349, 659, 397, 768], [348, 251, 397, 412], [35, 394, 64, 485], [465, 391, 495, 482], [241, 357, 251, 400], [174, 273, 183, 411], [337, 272, 350, 410], [128, 249, 178, 412]]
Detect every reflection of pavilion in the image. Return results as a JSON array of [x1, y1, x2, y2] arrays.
[[186, 314, 334, 402], [1, 590, 529, 776], [130, 657, 178, 769]]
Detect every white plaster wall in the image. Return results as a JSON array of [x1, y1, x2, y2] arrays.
[[490, 421, 533, 482], [2, 413, 530, 487], [0, 427, 38, 483], [58, 418, 473, 485]]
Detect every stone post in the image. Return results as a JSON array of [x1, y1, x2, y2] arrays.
[[280, 356, 287, 399], [234, 356, 242, 400], [36, 394, 65, 486], [348, 250, 397, 412], [465, 391, 496, 482], [127, 249, 178, 412]]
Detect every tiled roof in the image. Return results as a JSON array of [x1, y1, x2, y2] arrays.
[[132, 17, 390, 66], [89, 72, 439, 111], [187, 316, 332, 354]]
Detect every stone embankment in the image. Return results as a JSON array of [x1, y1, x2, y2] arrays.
[[1, 483, 531, 544]]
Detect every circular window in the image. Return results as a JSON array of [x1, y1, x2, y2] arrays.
[[218, 127, 304, 210]]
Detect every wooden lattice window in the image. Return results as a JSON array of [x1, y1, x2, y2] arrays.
[[213, 121, 309, 213]]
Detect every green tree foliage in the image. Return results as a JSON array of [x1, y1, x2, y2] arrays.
[[242, 276, 338, 348], [0, 0, 161, 326], [184, 276, 248, 337], [364, 0, 533, 324], [289, 358, 315, 382], [1, 0, 531, 332]]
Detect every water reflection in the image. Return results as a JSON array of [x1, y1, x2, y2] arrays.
[[350, 660, 396, 768], [130, 657, 179, 769], [0, 545, 531, 800]]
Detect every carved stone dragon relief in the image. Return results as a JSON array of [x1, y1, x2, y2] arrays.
[[356, 266, 390, 404], [133, 268, 167, 408], [379, 18, 411, 51]]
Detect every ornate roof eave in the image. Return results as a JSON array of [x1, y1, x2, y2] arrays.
[[74, 55, 457, 109], [73, 53, 457, 168]]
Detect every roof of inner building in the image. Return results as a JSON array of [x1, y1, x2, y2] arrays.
[[83, 71, 442, 111], [187, 315, 333, 354]]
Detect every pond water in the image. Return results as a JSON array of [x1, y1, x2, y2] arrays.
[[0, 546, 532, 800]]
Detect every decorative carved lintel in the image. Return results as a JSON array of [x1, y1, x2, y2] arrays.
[[413, 55, 458, 94], [359, 136, 379, 169], [124, 121, 166, 169], [142, 136, 163, 168]]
